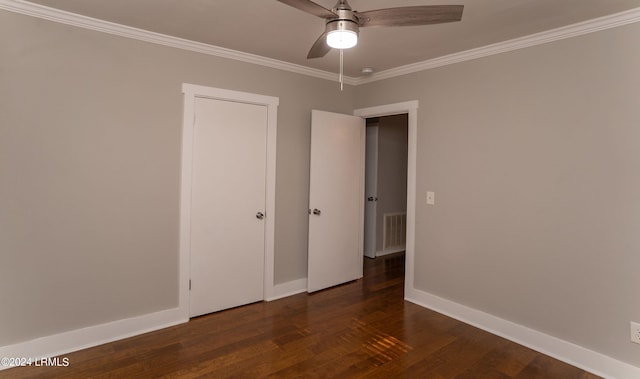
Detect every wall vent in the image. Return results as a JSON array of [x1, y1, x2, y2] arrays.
[[383, 212, 406, 250]]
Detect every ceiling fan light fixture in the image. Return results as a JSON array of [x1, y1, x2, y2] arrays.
[[327, 30, 357, 49], [326, 20, 358, 49]]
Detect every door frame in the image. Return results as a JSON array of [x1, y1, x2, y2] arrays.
[[179, 83, 278, 318], [354, 101, 418, 298]]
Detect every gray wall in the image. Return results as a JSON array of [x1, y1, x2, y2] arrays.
[[354, 22, 640, 366], [375, 114, 408, 252], [0, 10, 355, 346]]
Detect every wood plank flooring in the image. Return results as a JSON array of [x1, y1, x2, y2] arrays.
[[3, 253, 600, 378]]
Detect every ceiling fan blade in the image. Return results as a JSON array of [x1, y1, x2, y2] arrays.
[[307, 32, 331, 59], [357, 5, 464, 27], [277, 0, 337, 19]]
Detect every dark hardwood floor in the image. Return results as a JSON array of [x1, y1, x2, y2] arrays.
[[4, 253, 600, 378]]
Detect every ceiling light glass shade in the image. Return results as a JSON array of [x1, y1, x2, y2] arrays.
[[327, 29, 358, 49], [326, 20, 359, 49]]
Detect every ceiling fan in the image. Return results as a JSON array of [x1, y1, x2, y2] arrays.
[[277, 0, 464, 59]]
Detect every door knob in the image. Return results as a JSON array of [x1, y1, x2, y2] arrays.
[[312, 209, 321, 216], [256, 212, 265, 220]]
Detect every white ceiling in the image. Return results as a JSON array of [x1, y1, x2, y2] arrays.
[[24, 0, 640, 77]]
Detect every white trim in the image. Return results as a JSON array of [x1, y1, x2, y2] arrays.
[[357, 118, 366, 279], [0, 308, 186, 371], [267, 278, 308, 301], [354, 7, 640, 85], [0, 0, 355, 86], [180, 83, 279, 315], [354, 101, 419, 298], [375, 247, 406, 257], [2, 0, 639, 86], [406, 288, 640, 379]]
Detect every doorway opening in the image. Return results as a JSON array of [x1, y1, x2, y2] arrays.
[[364, 114, 409, 261], [354, 101, 418, 296]]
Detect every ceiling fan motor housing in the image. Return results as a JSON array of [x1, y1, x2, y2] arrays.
[[325, 6, 360, 36], [326, 18, 359, 35]]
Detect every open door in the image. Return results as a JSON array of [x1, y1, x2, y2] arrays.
[[308, 110, 365, 293], [364, 124, 379, 259]]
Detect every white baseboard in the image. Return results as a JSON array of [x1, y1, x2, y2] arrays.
[[376, 247, 405, 257], [267, 278, 307, 301], [0, 277, 309, 372], [405, 287, 640, 379], [0, 307, 187, 371], [6, 283, 634, 377]]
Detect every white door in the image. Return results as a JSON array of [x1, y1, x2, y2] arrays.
[[364, 125, 379, 259], [308, 110, 365, 293], [189, 96, 267, 317]]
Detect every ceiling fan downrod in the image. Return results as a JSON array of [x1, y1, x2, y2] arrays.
[[339, 49, 344, 91]]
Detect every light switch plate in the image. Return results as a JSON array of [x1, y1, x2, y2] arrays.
[[426, 191, 435, 205], [631, 322, 640, 344]]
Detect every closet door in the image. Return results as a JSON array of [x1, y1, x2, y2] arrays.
[[189, 96, 267, 317]]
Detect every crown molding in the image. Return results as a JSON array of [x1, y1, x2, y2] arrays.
[[2, 0, 640, 87], [0, 0, 358, 86], [354, 6, 640, 85]]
